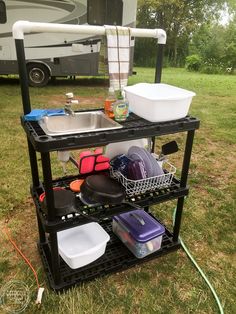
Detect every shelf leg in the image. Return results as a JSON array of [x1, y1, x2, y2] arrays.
[[41, 152, 55, 221], [40, 153, 61, 284], [36, 211, 46, 244], [173, 197, 184, 242], [49, 232, 61, 285], [28, 139, 40, 187], [180, 130, 195, 188], [173, 129, 195, 242]]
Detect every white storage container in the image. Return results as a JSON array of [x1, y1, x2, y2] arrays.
[[57, 222, 110, 269], [124, 83, 196, 122], [104, 138, 151, 159]]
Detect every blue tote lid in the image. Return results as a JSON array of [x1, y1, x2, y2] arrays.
[[114, 209, 165, 243]]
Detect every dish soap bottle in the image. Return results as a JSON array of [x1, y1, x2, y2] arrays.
[[104, 87, 116, 118], [112, 89, 129, 122]]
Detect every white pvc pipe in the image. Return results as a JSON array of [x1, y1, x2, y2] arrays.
[[12, 21, 167, 44]]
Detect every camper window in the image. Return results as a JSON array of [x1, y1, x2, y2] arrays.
[[88, 0, 106, 25], [106, 0, 123, 25], [0, 1, 6, 24], [88, 0, 122, 26]]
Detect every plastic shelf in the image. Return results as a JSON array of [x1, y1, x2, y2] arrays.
[[21, 111, 200, 152], [31, 176, 189, 232], [39, 217, 181, 291], [17, 29, 200, 292]]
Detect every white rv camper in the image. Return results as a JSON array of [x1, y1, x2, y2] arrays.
[[0, 0, 137, 86]]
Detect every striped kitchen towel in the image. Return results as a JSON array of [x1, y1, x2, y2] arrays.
[[105, 25, 131, 91]]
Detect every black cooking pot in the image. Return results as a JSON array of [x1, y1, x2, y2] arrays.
[[40, 188, 100, 221], [40, 188, 77, 217]]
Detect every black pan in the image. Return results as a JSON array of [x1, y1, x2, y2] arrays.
[[80, 175, 142, 209]]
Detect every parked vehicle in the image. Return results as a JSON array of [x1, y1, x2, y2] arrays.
[[0, 0, 137, 86]]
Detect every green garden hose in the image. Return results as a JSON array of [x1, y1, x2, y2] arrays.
[[173, 208, 224, 314]]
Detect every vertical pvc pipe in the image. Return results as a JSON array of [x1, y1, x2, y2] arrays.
[[14, 39, 31, 114], [152, 43, 165, 151], [155, 44, 164, 83], [15, 40, 40, 186]]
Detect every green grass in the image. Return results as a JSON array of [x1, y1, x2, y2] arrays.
[[0, 68, 236, 313]]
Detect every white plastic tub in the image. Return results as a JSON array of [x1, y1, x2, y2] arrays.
[[57, 222, 110, 269], [124, 83, 196, 122], [104, 138, 150, 159]]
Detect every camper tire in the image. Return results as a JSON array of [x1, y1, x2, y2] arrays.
[[27, 63, 50, 87]]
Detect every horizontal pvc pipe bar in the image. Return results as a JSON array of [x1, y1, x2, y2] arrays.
[[12, 20, 167, 44]]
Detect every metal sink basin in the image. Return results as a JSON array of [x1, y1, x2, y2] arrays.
[[38, 111, 122, 136]]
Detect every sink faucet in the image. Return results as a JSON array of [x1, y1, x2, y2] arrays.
[[65, 103, 75, 116], [65, 92, 79, 116]]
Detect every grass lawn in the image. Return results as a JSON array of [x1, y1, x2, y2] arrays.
[[0, 67, 235, 313]]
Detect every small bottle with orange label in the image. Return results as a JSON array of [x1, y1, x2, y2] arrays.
[[104, 87, 116, 118]]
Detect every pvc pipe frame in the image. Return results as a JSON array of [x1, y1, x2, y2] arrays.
[[12, 20, 167, 44]]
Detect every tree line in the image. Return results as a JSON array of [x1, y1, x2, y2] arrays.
[[134, 0, 236, 73]]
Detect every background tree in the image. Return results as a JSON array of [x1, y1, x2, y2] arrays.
[[223, 18, 236, 70], [189, 17, 236, 73], [134, 0, 230, 67]]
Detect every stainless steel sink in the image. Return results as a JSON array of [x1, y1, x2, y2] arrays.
[[38, 111, 122, 136]]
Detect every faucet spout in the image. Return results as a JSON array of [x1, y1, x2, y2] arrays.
[[64, 104, 75, 116], [65, 92, 79, 116]]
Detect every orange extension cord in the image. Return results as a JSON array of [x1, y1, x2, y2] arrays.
[[3, 224, 44, 304]]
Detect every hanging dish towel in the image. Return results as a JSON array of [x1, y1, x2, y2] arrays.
[[105, 25, 131, 91]]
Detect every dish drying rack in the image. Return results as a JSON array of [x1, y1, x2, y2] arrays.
[[110, 155, 176, 196]]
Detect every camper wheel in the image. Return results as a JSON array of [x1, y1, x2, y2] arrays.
[[27, 63, 50, 87]]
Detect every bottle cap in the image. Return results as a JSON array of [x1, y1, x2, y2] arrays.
[[66, 92, 73, 98], [117, 90, 123, 100]]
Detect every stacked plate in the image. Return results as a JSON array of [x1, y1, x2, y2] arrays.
[[127, 146, 164, 180]]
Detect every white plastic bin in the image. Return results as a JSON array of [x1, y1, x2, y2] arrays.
[[124, 83, 196, 122], [57, 222, 110, 269], [104, 138, 151, 159]]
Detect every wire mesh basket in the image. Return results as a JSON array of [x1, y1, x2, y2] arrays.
[[110, 155, 176, 196]]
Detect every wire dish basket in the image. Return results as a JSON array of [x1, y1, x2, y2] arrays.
[[110, 156, 176, 196]]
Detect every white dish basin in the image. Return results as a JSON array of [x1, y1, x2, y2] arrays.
[[124, 83, 196, 122], [58, 222, 110, 269]]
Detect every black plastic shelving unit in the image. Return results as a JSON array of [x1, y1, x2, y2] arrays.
[[15, 26, 200, 291], [21, 111, 199, 152], [38, 218, 181, 291]]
